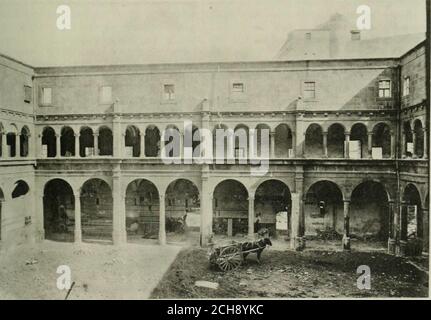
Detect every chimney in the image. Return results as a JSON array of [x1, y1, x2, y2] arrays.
[[351, 30, 361, 41]]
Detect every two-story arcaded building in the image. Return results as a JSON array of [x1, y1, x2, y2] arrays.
[[0, 20, 429, 256]]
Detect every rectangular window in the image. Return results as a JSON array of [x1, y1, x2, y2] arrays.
[[164, 84, 175, 100], [232, 82, 244, 93], [305, 32, 312, 40], [403, 77, 410, 96], [378, 80, 391, 98], [24, 85, 32, 103], [303, 81, 316, 99], [42, 87, 52, 105], [100, 86, 112, 104]]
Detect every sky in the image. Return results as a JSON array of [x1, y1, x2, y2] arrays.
[[0, 0, 426, 66]]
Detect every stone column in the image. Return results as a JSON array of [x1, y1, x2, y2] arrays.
[[367, 132, 373, 158], [342, 200, 351, 250], [270, 131, 275, 159], [179, 132, 184, 158], [113, 115, 122, 158], [16, 134, 21, 158], [54, 133, 60, 158], [39, 134, 44, 158], [248, 196, 255, 239], [423, 128, 428, 159], [74, 133, 80, 157], [112, 171, 127, 245], [412, 131, 417, 158], [290, 192, 305, 250], [390, 131, 395, 159], [1, 132, 8, 158], [291, 132, 296, 158], [140, 132, 146, 157], [344, 132, 350, 159], [387, 201, 396, 254], [422, 206, 429, 253], [322, 131, 328, 158], [37, 195, 45, 241], [93, 133, 99, 156], [398, 202, 407, 256], [401, 131, 406, 158], [74, 192, 82, 243], [200, 169, 213, 247], [159, 194, 166, 245]]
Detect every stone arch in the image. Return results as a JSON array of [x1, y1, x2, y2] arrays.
[[125, 179, 160, 242], [165, 179, 200, 243], [327, 123, 345, 158], [350, 181, 389, 242], [184, 123, 201, 158], [213, 179, 249, 237], [234, 124, 249, 159], [163, 124, 180, 158], [304, 123, 323, 157], [274, 124, 293, 158], [372, 122, 391, 158], [79, 126, 94, 157], [11, 180, 30, 199], [61, 126, 75, 157], [413, 119, 424, 158], [254, 179, 292, 238], [145, 125, 160, 157], [80, 178, 113, 242], [41, 126, 56, 158], [98, 126, 113, 156], [350, 123, 368, 158], [403, 184, 423, 240], [125, 125, 141, 157], [20, 126, 30, 157], [43, 179, 75, 242], [213, 124, 232, 160], [304, 180, 344, 236]]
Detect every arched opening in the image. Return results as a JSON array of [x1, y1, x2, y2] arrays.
[[255, 180, 291, 238], [163, 125, 180, 158], [254, 124, 271, 158], [413, 120, 424, 158], [304, 181, 343, 239], [304, 124, 323, 157], [402, 184, 423, 240], [350, 123, 368, 159], [275, 124, 293, 158], [11, 180, 29, 198], [43, 179, 75, 242], [351, 181, 389, 243], [165, 179, 200, 244], [0, 188, 4, 241], [213, 124, 231, 160], [20, 126, 30, 157], [145, 126, 160, 157], [61, 127, 75, 157], [234, 124, 249, 159], [213, 179, 248, 238], [403, 121, 413, 157], [183, 123, 201, 158], [42, 126, 56, 158], [372, 123, 391, 158], [125, 126, 141, 157], [80, 179, 113, 242], [327, 123, 345, 158], [98, 126, 113, 156], [125, 179, 159, 242], [79, 127, 94, 157]]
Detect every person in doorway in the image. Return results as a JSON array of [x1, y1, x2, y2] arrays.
[[254, 212, 262, 234]]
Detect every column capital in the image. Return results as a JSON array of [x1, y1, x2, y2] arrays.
[[343, 199, 351, 203], [322, 131, 328, 135], [248, 196, 255, 201], [93, 133, 99, 137], [74, 133, 80, 137], [344, 131, 351, 136]]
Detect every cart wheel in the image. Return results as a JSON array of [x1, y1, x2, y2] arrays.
[[217, 246, 242, 271]]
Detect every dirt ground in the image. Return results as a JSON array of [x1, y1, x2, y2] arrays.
[[151, 247, 429, 298], [0, 241, 181, 299]]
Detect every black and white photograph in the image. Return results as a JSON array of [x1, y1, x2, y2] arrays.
[[0, 0, 429, 303]]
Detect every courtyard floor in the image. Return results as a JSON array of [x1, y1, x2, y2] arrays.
[[151, 247, 429, 298], [0, 241, 181, 299]]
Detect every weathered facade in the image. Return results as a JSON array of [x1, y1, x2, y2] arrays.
[[0, 28, 429, 255]]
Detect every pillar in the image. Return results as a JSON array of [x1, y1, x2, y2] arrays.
[[179, 132, 184, 158], [412, 131, 417, 158], [398, 202, 407, 256], [367, 132, 373, 158], [93, 133, 99, 156], [270, 131, 275, 159], [113, 115, 122, 158], [140, 132, 146, 157], [200, 169, 213, 247], [401, 131, 406, 158], [423, 128, 428, 159], [344, 132, 350, 159], [387, 201, 396, 254], [390, 131, 395, 159], [1, 132, 8, 158], [54, 133, 60, 158], [74, 133, 80, 157], [39, 134, 44, 158], [248, 196, 255, 239], [159, 194, 166, 245], [112, 171, 126, 245], [74, 192, 82, 243], [37, 195, 45, 241], [291, 132, 296, 158], [290, 192, 305, 250], [16, 134, 21, 158], [322, 131, 328, 158], [341, 200, 351, 250], [422, 206, 429, 253]]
